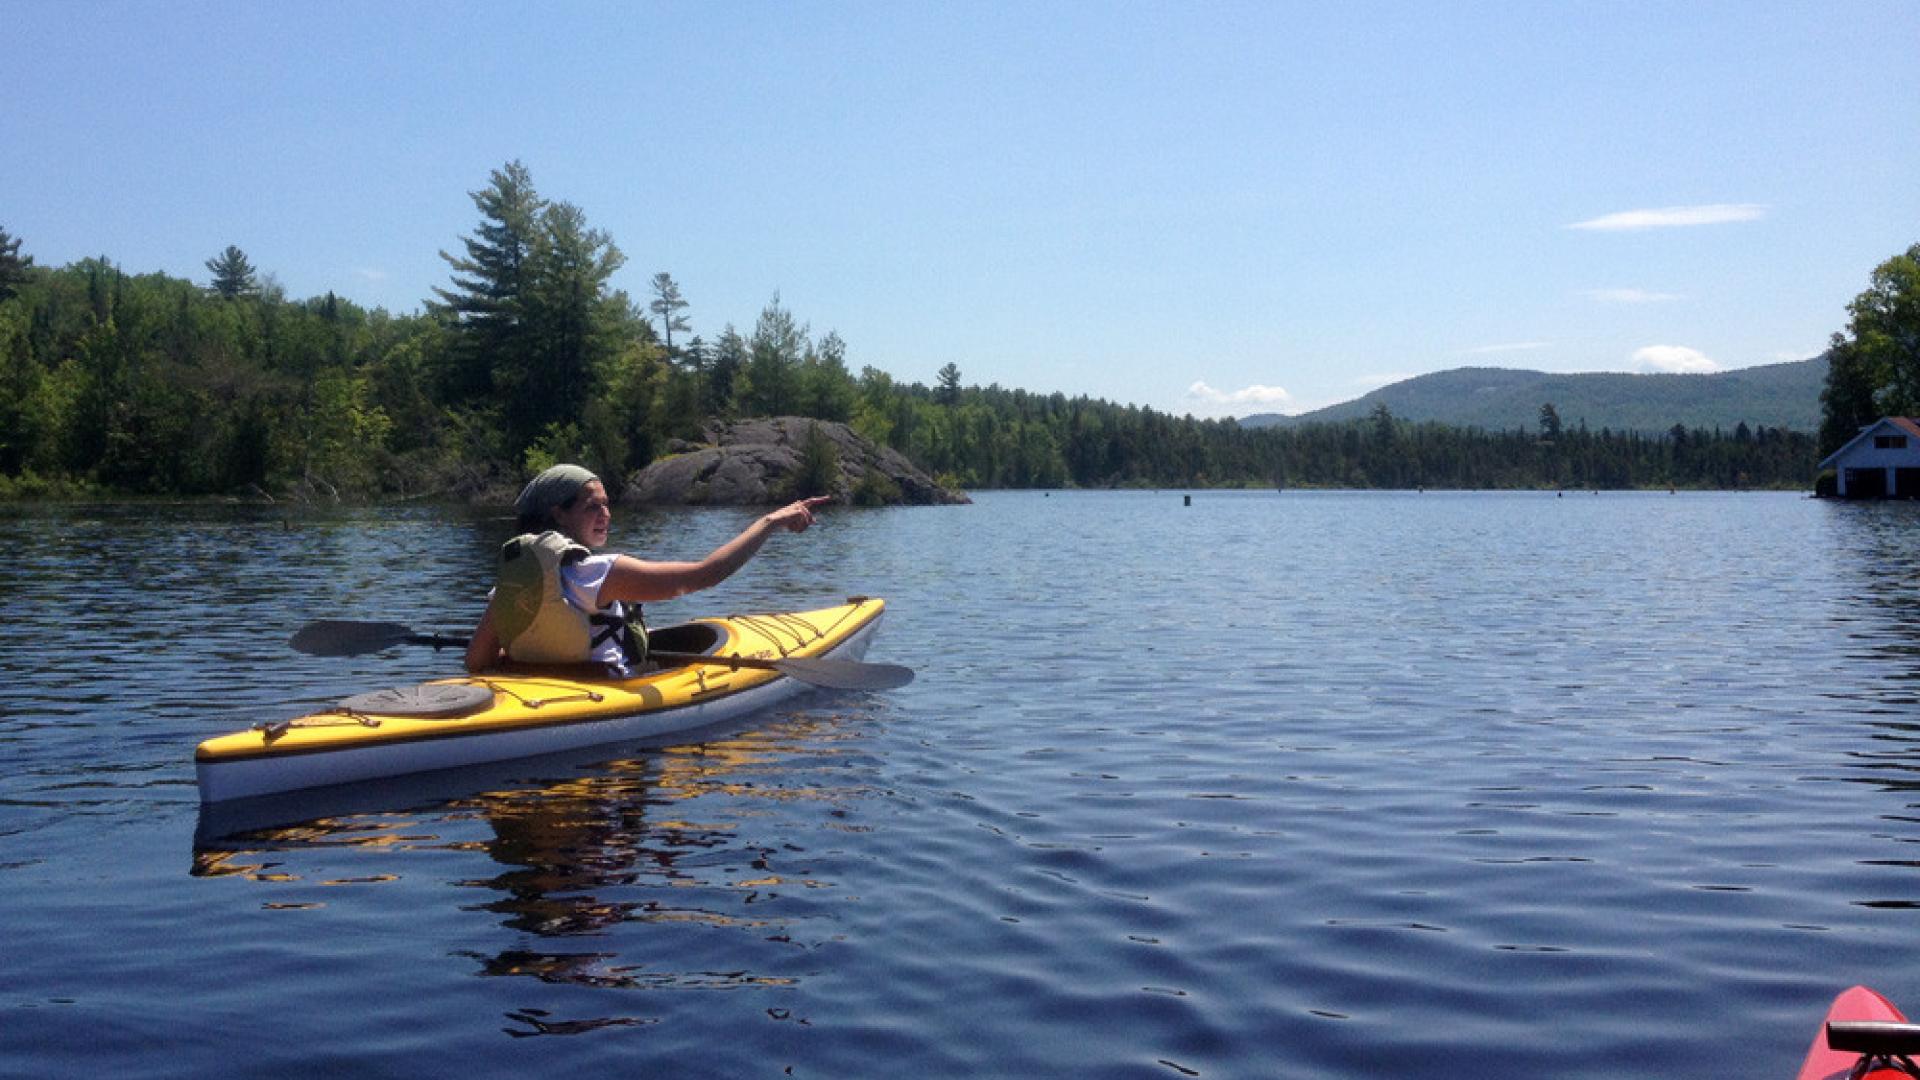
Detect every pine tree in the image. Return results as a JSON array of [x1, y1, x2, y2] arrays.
[[936, 362, 962, 406], [649, 272, 691, 352], [740, 294, 804, 416], [1538, 402, 1563, 440], [707, 326, 747, 416], [432, 160, 546, 401], [204, 245, 258, 299], [799, 330, 858, 421], [512, 200, 626, 452], [0, 226, 34, 302]]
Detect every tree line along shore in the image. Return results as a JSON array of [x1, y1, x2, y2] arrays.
[[1, 164, 1911, 501]]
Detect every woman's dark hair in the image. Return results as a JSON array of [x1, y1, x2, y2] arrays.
[[515, 489, 583, 536]]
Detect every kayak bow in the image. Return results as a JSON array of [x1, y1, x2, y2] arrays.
[[1798, 986, 1920, 1080]]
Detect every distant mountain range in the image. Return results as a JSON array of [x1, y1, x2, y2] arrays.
[[1241, 357, 1826, 435]]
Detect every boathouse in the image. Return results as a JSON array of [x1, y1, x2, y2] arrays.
[[1820, 417, 1920, 498]]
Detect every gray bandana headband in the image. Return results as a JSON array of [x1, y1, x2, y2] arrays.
[[514, 464, 599, 521]]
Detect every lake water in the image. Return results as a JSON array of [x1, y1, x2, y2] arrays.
[[4, 490, 1920, 1078]]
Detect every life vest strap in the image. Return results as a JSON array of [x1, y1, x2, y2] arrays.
[[590, 603, 648, 666]]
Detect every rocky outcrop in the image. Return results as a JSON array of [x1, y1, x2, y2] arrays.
[[622, 417, 970, 506]]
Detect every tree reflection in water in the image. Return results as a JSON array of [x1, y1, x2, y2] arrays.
[[1826, 505, 1920, 793]]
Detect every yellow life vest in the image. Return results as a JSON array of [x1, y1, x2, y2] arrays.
[[492, 531, 646, 667]]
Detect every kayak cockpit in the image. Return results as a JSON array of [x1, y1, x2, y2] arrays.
[[646, 620, 725, 659]]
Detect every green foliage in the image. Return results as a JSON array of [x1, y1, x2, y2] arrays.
[[305, 368, 393, 489], [799, 331, 858, 422], [1818, 243, 1920, 455], [0, 467, 97, 500], [705, 327, 747, 417], [587, 335, 675, 483], [649, 272, 690, 352], [0, 304, 38, 472], [740, 294, 804, 417], [522, 421, 586, 478], [1538, 402, 1562, 440], [852, 376, 1814, 491], [0, 225, 35, 302], [787, 422, 842, 500], [511, 198, 626, 455], [432, 160, 545, 404], [0, 253, 461, 498], [851, 466, 902, 506], [1820, 336, 1879, 456]]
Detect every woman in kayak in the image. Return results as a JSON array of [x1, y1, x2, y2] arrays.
[[465, 463, 830, 675]]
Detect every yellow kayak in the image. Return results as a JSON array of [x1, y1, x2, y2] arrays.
[[197, 597, 887, 803]]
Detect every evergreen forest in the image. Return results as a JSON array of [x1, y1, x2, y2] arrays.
[[2, 164, 1903, 502]]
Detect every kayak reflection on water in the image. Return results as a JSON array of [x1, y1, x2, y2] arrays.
[[193, 716, 861, 996]]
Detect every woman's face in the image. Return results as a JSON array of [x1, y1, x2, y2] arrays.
[[552, 480, 612, 548]]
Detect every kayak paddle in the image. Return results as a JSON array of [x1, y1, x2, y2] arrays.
[[288, 618, 914, 691], [291, 620, 464, 655]]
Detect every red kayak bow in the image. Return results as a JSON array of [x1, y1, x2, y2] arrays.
[[1799, 986, 1920, 1080]]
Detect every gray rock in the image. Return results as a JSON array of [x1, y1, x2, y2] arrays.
[[623, 418, 970, 506]]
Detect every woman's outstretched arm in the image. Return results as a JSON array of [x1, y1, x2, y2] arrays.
[[598, 497, 832, 604]]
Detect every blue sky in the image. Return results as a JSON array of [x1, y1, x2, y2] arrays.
[[6, 2, 1916, 418]]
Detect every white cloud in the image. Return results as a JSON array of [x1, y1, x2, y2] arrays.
[[355, 267, 390, 282], [1632, 345, 1720, 374], [1584, 287, 1682, 303], [1464, 341, 1551, 355], [1567, 203, 1766, 231], [1187, 380, 1295, 411]]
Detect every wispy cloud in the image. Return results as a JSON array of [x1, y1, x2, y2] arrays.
[[1584, 287, 1682, 304], [1187, 380, 1294, 411], [1567, 204, 1766, 231], [1463, 341, 1551, 355], [354, 267, 390, 282], [1632, 345, 1720, 374]]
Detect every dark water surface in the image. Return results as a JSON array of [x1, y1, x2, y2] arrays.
[[5, 491, 1920, 1078]]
